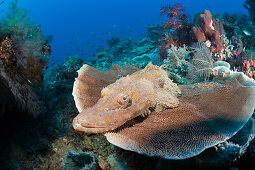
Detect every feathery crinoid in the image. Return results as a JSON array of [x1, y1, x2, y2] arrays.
[[161, 45, 189, 70], [188, 41, 213, 82]]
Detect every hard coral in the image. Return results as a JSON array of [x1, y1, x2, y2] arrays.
[[105, 73, 255, 159], [44, 56, 84, 92]]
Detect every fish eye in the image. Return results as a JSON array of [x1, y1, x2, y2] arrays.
[[117, 94, 130, 105], [123, 95, 128, 100]]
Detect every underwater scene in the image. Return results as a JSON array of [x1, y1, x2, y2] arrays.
[[0, 0, 255, 169]]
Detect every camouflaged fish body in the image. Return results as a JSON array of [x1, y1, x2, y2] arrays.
[[72, 63, 181, 133]]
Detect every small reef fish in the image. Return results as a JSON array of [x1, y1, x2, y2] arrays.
[[243, 30, 252, 36], [185, 86, 196, 89]]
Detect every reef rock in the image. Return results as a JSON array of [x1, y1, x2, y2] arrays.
[[63, 150, 100, 170]]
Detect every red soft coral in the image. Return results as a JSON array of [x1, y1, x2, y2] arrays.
[[158, 3, 190, 61]]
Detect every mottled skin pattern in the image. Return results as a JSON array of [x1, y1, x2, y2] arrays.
[[73, 63, 181, 133]]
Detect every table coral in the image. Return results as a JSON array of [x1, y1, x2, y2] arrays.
[[72, 62, 255, 160], [105, 73, 255, 159]]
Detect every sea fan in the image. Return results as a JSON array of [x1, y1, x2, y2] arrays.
[[187, 41, 213, 82]]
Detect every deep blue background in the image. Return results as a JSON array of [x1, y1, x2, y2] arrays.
[[0, 0, 248, 63]]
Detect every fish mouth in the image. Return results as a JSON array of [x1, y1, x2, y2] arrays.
[[72, 117, 118, 133]]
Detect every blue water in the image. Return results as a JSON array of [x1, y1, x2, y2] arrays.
[[0, 0, 247, 63]]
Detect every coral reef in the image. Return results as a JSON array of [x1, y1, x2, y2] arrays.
[[132, 53, 152, 68], [1, 1, 255, 169], [89, 38, 139, 71], [0, 0, 50, 116], [130, 38, 155, 56]]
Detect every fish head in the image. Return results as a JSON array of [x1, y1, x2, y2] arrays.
[[73, 76, 156, 133]]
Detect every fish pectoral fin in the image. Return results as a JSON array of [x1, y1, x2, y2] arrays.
[[155, 89, 180, 112]]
